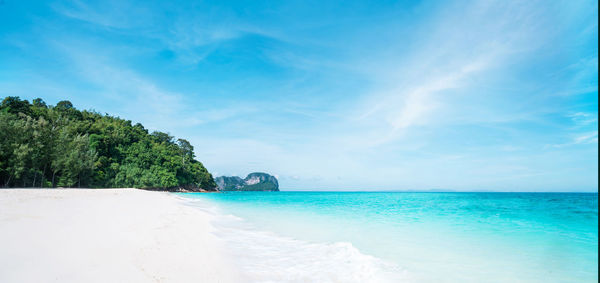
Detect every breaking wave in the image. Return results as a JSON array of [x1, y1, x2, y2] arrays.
[[181, 197, 409, 283]]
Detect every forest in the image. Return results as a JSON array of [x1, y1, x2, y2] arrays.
[[0, 96, 216, 191]]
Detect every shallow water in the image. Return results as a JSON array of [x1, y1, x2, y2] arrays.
[[178, 192, 598, 282]]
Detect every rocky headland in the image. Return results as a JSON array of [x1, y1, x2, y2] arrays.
[[215, 172, 279, 191]]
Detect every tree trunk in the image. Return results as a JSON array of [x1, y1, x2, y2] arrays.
[[33, 172, 37, 188], [41, 164, 47, 188], [4, 174, 12, 187], [52, 171, 56, 188]]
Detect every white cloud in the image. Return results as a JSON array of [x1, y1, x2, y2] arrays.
[[546, 131, 598, 148], [52, 0, 153, 29], [568, 112, 598, 126], [340, 1, 538, 148], [574, 131, 598, 144]]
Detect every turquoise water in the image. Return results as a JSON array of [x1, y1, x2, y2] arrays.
[[179, 192, 598, 282]]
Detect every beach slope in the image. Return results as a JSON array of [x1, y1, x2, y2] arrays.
[[0, 189, 237, 283]]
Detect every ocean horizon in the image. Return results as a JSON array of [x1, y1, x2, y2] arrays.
[[179, 191, 598, 282], [271, 190, 599, 193]]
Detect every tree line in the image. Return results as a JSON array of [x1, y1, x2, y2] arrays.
[[0, 96, 216, 190]]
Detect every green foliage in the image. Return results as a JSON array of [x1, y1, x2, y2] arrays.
[[32, 98, 47, 108], [55, 100, 73, 110], [1, 96, 32, 116], [0, 97, 216, 190]]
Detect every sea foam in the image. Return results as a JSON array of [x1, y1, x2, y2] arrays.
[[182, 197, 408, 283]]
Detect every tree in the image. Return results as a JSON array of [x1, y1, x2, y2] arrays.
[[32, 98, 47, 108], [152, 131, 173, 144], [0, 96, 216, 191], [1, 96, 31, 116], [55, 100, 73, 110], [67, 134, 97, 187], [177, 138, 194, 165]]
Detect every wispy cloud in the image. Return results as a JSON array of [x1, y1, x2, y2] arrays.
[[45, 37, 259, 133], [574, 131, 598, 144], [333, 1, 552, 148], [52, 0, 281, 65], [546, 131, 598, 149], [568, 112, 598, 126], [51, 0, 153, 29]]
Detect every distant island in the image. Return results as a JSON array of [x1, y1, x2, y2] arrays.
[[215, 172, 279, 191], [0, 96, 216, 192]]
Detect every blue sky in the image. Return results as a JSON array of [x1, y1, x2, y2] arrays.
[[0, 0, 597, 191]]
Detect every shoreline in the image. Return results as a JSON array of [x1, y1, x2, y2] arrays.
[[0, 188, 240, 282], [0, 187, 221, 193]]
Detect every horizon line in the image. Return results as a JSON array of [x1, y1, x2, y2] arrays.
[[277, 189, 599, 193]]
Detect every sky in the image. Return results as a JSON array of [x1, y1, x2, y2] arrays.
[[0, 0, 597, 191]]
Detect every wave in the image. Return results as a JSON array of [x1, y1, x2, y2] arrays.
[[179, 197, 409, 283]]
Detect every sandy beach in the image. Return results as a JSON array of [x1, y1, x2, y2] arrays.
[[0, 189, 239, 283]]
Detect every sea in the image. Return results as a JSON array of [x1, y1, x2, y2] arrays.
[[177, 192, 598, 283]]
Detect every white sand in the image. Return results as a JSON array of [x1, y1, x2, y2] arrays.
[[0, 189, 240, 283]]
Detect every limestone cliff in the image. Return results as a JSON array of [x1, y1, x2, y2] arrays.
[[215, 172, 279, 191]]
